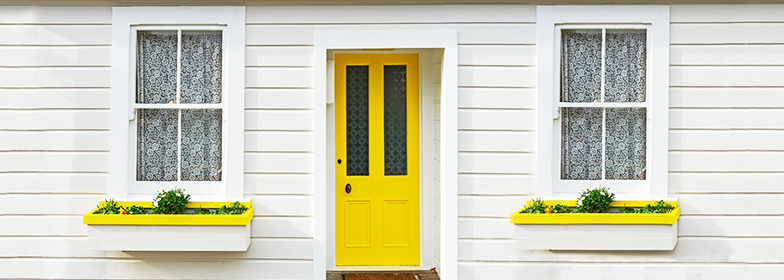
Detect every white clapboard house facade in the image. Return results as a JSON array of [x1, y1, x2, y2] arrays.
[[2, 2, 783, 279]]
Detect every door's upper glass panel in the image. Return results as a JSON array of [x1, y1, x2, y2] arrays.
[[346, 66, 370, 176], [384, 65, 408, 176]]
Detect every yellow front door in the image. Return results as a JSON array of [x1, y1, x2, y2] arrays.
[[335, 53, 420, 266]]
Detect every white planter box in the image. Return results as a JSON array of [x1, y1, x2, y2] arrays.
[[510, 200, 680, 251], [87, 223, 251, 251], [84, 201, 253, 252], [514, 221, 678, 250]]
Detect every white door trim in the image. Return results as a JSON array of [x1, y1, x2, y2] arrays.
[[314, 30, 458, 280]]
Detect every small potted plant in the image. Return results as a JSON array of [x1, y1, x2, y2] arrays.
[[510, 186, 679, 250], [83, 187, 253, 252]]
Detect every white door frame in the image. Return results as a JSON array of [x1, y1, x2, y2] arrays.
[[314, 30, 458, 280]]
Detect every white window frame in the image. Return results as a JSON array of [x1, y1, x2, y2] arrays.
[[536, 6, 669, 199], [110, 7, 245, 201]]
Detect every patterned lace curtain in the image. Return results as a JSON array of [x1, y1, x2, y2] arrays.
[[136, 30, 223, 182], [561, 29, 647, 181]]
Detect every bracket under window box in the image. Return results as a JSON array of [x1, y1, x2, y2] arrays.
[[510, 200, 679, 251], [83, 201, 252, 252]]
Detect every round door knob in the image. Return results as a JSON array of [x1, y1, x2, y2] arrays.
[[345, 183, 352, 194]]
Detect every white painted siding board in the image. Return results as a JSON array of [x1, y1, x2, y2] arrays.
[[679, 216, 784, 237], [457, 196, 527, 218], [0, 68, 110, 88], [245, 110, 314, 131], [458, 238, 784, 263], [0, 46, 110, 67], [459, 218, 514, 239], [670, 131, 784, 151], [458, 109, 536, 131], [246, 5, 535, 24], [458, 66, 534, 88], [458, 174, 535, 195], [672, 66, 784, 87], [0, 194, 101, 215], [0, 131, 109, 151], [244, 174, 314, 195], [251, 217, 314, 238], [246, 68, 314, 88], [671, 45, 784, 66], [679, 194, 784, 215], [459, 262, 784, 280], [245, 89, 314, 109], [245, 153, 313, 174], [0, 216, 87, 236], [458, 88, 535, 109], [0, 237, 313, 259], [458, 131, 534, 152], [458, 45, 535, 66], [670, 173, 784, 193], [670, 109, 784, 129], [246, 46, 314, 67], [671, 88, 784, 108], [0, 26, 111, 45], [0, 259, 313, 280], [670, 152, 784, 172], [0, 152, 108, 172], [245, 131, 313, 152], [0, 89, 110, 109], [250, 195, 313, 217], [0, 7, 111, 24], [458, 153, 535, 174], [246, 24, 535, 45], [671, 23, 784, 44], [0, 173, 107, 194], [671, 5, 784, 23]]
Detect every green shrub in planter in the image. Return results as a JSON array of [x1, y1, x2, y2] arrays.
[[93, 198, 121, 214], [152, 187, 191, 214], [576, 186, 615, 213]]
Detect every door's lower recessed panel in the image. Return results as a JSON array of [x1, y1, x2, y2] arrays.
[[345, 200, 371, 247], [383, 200, 409, 247]]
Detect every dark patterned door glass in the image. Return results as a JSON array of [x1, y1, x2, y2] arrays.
[[135, 30, 224, 182], [384, 65, 407, 176], [560, 29, 647, 181], [346, 66, 370, 176]]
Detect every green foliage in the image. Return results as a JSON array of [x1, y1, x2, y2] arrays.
[[519, 198, 547, 214], [196, 201, 248, 215], [550, 203, 572, 213], [576, 186, 615, 213], [619, 200, 675, 214], [151, 187, 191, 214], [93, 198, 121, 214], [125, 204, 148, 215]]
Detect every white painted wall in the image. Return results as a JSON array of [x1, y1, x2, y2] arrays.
[[3, 3, 784, 280]]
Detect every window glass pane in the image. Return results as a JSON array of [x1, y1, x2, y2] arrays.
[[181, 109, 223, 181], [605, 29, 647, 103], [384, 65, 407, 176], [181, 31, 223, 104], [561, 107, 603, 180], [605, 108, 647, 180], [561, 29, 602, 103], [346, 66, 370, 176], [136, 31, 178, 104], [137, 109, 178, 181]]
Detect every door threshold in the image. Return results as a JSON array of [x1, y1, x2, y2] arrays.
[[327, 269, 439, 280]]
